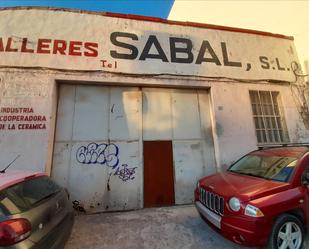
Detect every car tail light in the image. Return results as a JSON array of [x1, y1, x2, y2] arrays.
[[0, 218, 31, 246]]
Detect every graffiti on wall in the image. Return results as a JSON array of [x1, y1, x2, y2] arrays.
[[113, 164, 136, 182], [76, 142, 136, 182], [76, 143, 119, 168]]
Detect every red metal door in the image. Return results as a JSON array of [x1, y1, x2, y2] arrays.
[[143, 141, 175, 208]]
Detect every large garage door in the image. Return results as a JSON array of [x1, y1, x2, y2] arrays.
[[52, 85, 142, 212], [52, 84, 216, 212], [142, 88, 216, 204]]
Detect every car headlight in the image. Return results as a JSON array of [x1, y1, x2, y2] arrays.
[[245, 204, 264, 217], [229, 197, 241, 212]]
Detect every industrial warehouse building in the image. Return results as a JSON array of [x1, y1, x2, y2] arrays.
[[0, 7, 308, 212]]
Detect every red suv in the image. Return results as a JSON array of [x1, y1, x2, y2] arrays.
[[195, 145, 309, 249]]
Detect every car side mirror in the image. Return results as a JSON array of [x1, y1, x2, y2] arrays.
[[302, 172, 309, 185]]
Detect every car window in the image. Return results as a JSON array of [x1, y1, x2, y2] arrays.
[[0, 176, 61, 216], [228, 154, 298, 182]]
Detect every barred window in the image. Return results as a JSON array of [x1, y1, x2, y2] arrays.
[[249, 91, 289, 144]]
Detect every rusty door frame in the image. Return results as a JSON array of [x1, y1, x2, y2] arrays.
[[143, 140, 175, 208]]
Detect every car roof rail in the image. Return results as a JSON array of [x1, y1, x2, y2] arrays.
[[258, 143, 309, 150]]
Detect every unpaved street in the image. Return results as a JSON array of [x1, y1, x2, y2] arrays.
[[65, 205, 254, 249], [65, 205, 309, 249]]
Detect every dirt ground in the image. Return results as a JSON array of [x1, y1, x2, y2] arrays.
[[65, 205, 308, 249]]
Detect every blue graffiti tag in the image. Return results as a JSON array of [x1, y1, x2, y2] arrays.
[[76, 142, 136, 182], [76, 143, 119, 168]]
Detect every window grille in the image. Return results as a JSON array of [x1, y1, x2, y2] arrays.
[[249, 91, 289, 144]]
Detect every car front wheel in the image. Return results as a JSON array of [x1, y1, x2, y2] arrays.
[[267, 214, 304, 249]]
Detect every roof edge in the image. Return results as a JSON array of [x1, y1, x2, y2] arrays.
[[0, 6, 294, 41]]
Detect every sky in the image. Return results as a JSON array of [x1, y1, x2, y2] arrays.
[[0, 0, 174, 18]]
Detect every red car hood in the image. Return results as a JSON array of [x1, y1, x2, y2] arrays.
[[200, 172, 291, 201]]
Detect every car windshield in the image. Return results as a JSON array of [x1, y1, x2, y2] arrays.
[[0, 176, 61, 216], [228, 154, 298, 182]]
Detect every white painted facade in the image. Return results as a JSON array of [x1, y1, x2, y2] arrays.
[[0, 8, 308, 212]]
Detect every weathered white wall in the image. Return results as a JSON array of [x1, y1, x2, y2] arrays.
[[0, 8, 309, 211], [0, 8, 300, 82], [0, 69, 308, 210], [0, 70, 53, 171], [210, 81, 309, 170], [1, 70, 308, 167]]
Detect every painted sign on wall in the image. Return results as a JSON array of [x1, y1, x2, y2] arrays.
[[0, 107, 47, 131], [0, 8, 299, 82]]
